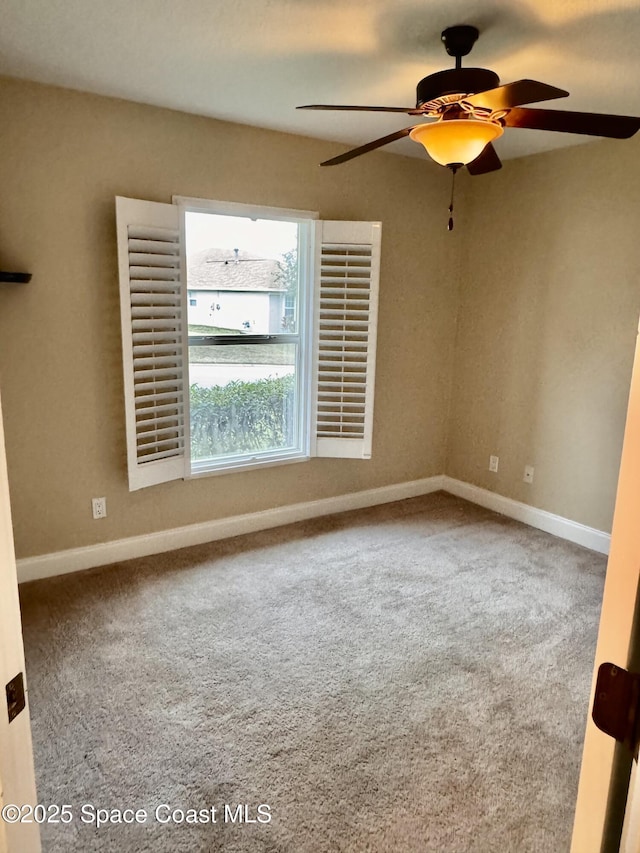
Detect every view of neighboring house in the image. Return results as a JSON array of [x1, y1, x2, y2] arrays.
[[187, 247, 288, 333]]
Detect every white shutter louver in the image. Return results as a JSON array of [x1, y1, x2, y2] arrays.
[[313, 220, 381, 459], [116, 197, 186, 490]]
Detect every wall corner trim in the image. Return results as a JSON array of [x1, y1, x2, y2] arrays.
[[442, 477, 611, 555], [16, 474, 611, 584]]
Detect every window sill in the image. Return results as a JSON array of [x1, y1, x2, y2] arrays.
[[188, 451, 310, 479]]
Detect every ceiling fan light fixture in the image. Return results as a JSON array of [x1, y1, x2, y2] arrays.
[[409, 118, 503, 167]]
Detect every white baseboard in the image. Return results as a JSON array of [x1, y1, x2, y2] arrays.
[[17, 475, 446, 583], [442, 477, 611, 555], [17, 474, 610, 583]]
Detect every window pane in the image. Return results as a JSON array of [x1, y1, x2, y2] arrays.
[[189, 343, 297, 461], [186, 210, 305, 468], [186, 212, 299, 335]]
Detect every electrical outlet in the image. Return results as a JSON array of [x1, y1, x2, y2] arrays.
[[523, 466, 534, 484], [489, 455, 499, 473], [92, 497, 107, 519]]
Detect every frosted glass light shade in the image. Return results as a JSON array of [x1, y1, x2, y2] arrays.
[[409, 119, 503, 167]]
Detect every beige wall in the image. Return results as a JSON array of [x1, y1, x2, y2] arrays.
[[0, 77, 461, 559], [447, 138, 640, 532]]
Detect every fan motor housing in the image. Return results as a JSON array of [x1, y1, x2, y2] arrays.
[[416, 68, 500, 108]]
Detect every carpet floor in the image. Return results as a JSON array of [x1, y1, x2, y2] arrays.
[[19, 491, 606, 852]]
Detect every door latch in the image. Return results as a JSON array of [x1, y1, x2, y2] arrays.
[[592, 662, 640, 757]]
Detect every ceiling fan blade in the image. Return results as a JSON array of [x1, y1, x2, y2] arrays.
[[465, 80, 569, 111], [297, 104, 419, 114], [504, 107, 640, 139], [320, 126, 417, 166], [466, 143, 502, 175]]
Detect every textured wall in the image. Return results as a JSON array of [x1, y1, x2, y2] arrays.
[[0, 77, 461, 559], [447, 138, 640, 532]]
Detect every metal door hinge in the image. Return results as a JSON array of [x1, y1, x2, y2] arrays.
[[5, 672, 25, 723], [592, 663, 640, 757]]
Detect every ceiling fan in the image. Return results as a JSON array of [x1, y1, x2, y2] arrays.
[[297, 24, 640, 176]]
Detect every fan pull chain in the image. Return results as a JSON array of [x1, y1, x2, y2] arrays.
[[448, 165, 458, 231]]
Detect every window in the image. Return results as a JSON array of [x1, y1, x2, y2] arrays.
[[184, 206, 310, 474], [284, 294, 296, 331], [115, 195, 381, 491]]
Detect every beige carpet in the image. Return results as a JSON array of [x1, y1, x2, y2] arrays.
[[19, 492, 606, 852]]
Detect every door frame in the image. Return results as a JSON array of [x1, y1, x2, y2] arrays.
[[0, 389, 40, 853], [572, 321, 640, 851]]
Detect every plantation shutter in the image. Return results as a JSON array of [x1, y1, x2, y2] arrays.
[[313, 220, 381, 459], [115, 197, 186, 491]]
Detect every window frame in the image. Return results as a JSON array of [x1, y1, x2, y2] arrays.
[[116, 195, 381, 492], [173, 196, 319, 479]]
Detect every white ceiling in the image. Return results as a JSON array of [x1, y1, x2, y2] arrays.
[[0, 0, 639, 163]]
